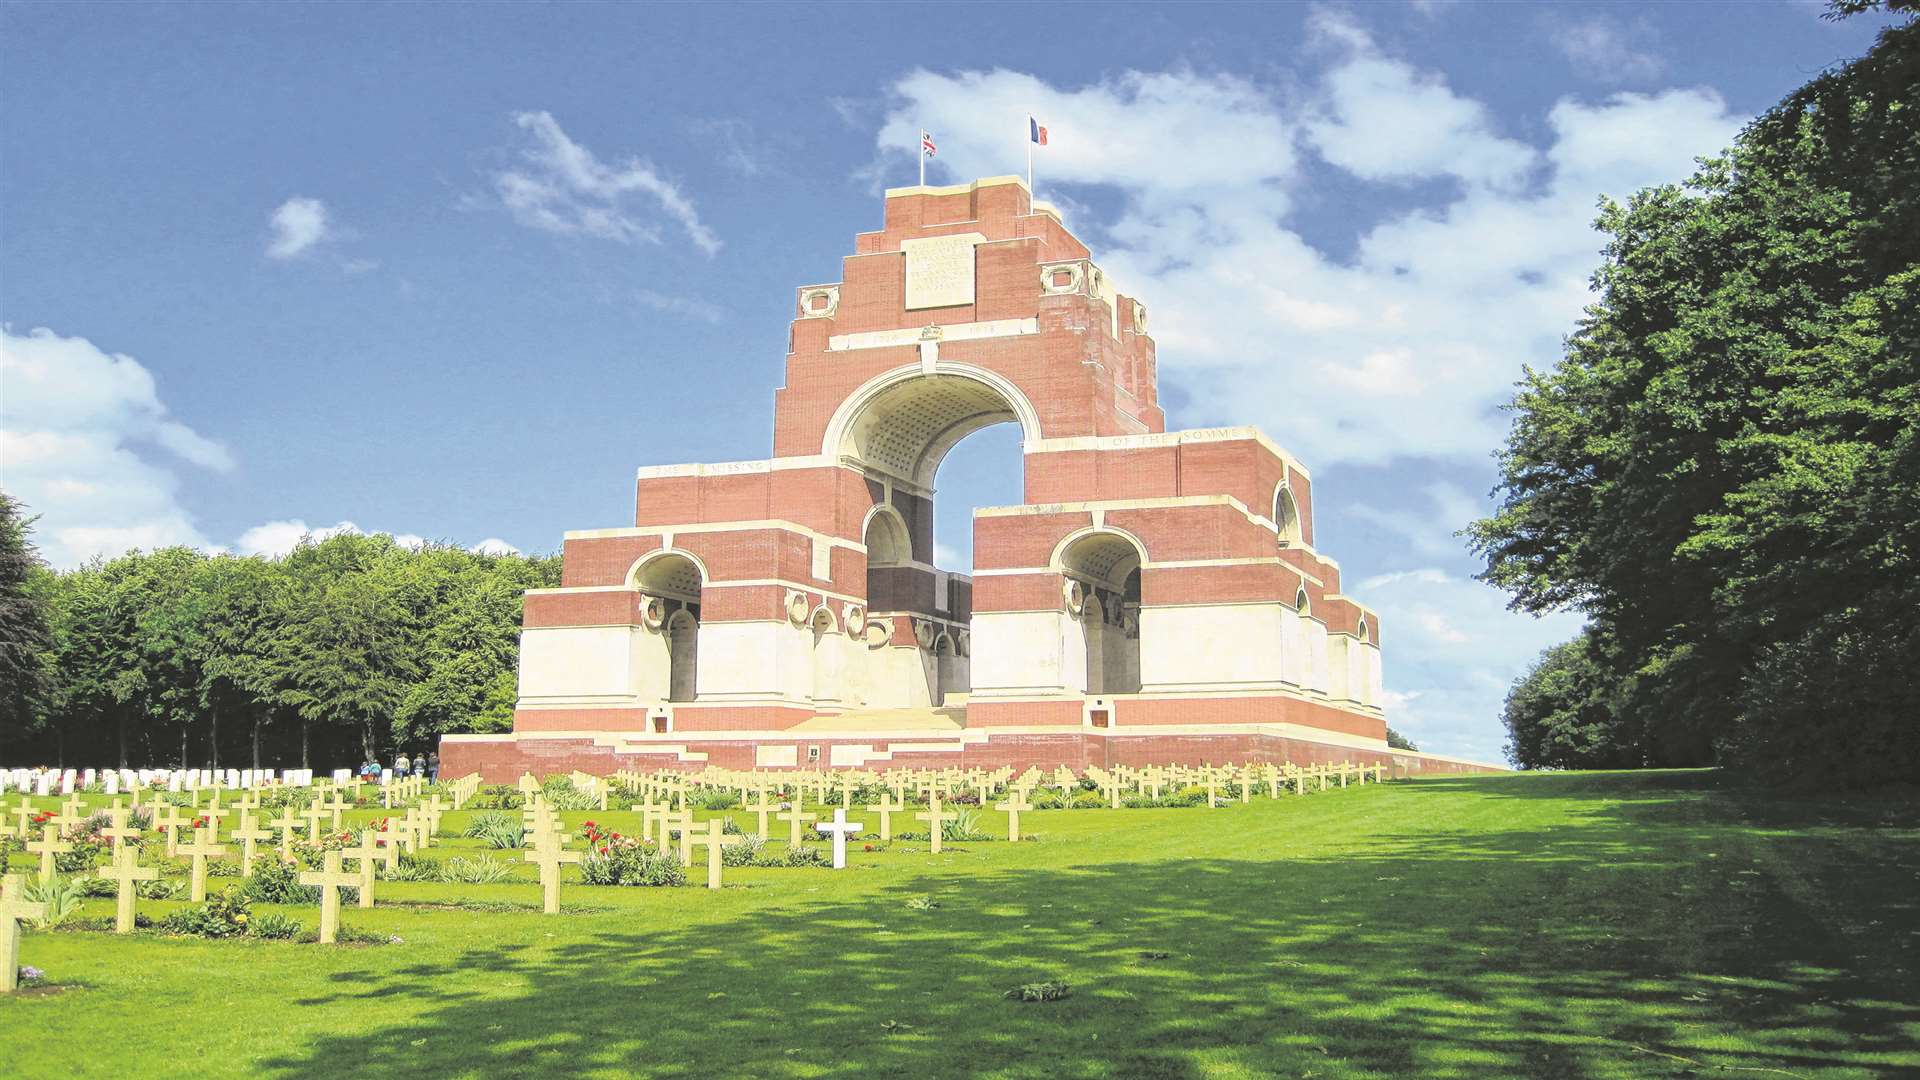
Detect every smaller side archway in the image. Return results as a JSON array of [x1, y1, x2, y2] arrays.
[[1056, 530, 1146, 695], [628, 550, 706, 705]]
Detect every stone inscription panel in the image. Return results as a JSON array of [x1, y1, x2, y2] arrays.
[[901, 233, 986, 310]]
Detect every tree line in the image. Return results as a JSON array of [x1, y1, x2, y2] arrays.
[[0, 492, 559, 769], [1475, 14, 1917, 787]]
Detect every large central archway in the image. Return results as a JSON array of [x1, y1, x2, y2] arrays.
[[826, 363, 1040, 709], [822, 362, 1043, 489]]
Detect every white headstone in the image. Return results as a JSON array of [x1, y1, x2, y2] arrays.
[[815, 808, 865, 870]]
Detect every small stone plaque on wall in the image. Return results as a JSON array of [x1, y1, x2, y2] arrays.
[[901, 232, 986, 310]]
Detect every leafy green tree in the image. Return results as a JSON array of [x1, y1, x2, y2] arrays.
[[1470, 21, 1919, 787], [1500, 632, 1649, 770], [0, 493, 56, 757], [1384, 727, 1418, 752], [276, 534, 422, 764]]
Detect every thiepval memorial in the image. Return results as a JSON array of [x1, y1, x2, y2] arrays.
[[443, 177, 1477, 778]]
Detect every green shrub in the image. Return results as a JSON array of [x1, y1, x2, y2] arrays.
[[158, 885, 252, 938], [464, 812, 525, 849], [240, 858, 317, 905], [689, 788, 740, 810], [760, 844, 828, 868], [439, 855, 514, 884], [53, 833, 106, 873], [248, 912, 302, 940], [579, 843, 684, 887], [258, 787, 316, 811], [942, 810, 991, 842], [721, 833, 765, 867], [138, 878, 184, 901], [1029, 789, 1070, 810], [81, 874, 118, 898], [25, 875, 86, 929], [1070, 791, 1107, 809], [465, 787, 524, 810], [381, 854, 438, 882], [539, 777, 599, 811]]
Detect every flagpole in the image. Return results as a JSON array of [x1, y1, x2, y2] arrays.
[[919, 129, 926, 187], [1026, 118, 1034, 203]]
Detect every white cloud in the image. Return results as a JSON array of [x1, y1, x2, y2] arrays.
[[636, 289, 724, 323], [1358, 567, 1586, 762], [235, 522, 479, 557], [876, 28, 1740, 480], [266, 196, 332, 259], [233, 519, 365, 558], [875, 20, 1736, 758], [1, 326, 233, 567], [491, 111, 721, 255], [1304, 12, 1537, 190], [1550, 15, 1665, 83], [471, 537, 520, 556]]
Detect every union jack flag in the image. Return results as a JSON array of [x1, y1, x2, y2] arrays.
[[921, 131, 937, 158]]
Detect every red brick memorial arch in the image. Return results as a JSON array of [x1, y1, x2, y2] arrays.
[[443, 176, 1489, 777]]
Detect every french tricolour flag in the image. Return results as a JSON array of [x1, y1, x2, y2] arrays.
[[1030, 118, 1048, 146]]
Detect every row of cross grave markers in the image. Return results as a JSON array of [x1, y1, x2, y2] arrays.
[[1, 760, 1404, 981], [0, 779, 469, 952], [593, 759, 1395, 817]]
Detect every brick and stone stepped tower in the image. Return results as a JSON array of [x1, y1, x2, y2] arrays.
[[441, 177, 1493, 777]]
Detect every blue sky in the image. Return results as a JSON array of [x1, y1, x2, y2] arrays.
[[1, 2, 1899, 760]]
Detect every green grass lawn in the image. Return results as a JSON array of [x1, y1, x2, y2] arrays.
[[2, 770, 1916, 1079]]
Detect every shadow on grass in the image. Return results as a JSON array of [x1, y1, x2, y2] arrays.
[[255, 773, 1920, 1079]]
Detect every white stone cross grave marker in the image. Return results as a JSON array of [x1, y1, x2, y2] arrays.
[[864, 794, 903, 842], [686, 819, 743, 889], [748, 790, 777, 837], [345, 831, 382, 910], [777, 805, 817, 849], [230, 813, 274, 877], [916, 792, 956, 855], [298, 849, 359, 944], [525, 831, 582, 915], [27, 826, 72, 883], [994, 790, 1032, 843], [97, 841, 158, 933], [815, 808, 865, 869], [179, 826, 228, 903], [2, 874, 48, 992], [269, 806, 303, 858]]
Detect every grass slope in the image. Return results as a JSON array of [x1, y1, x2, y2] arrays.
[[2, 770, 1915, 1079]]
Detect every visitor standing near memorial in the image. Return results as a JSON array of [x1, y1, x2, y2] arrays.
[[395, 751, 411, 778], [426, 752, 440, 781]]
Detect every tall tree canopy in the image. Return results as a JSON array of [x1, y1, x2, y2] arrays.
[[1, 527, 559, 769], [0, 493, 56, 744], [1471, 20, 1919, 787]]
